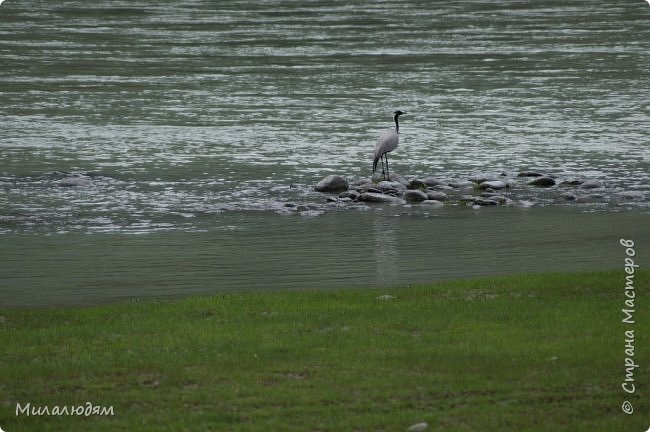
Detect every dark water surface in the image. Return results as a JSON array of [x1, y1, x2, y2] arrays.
[[2, 207, 648, 307], [1, 1, 649, 306]]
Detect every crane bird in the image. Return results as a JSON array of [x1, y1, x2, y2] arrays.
[[373, 110, 406, 181]]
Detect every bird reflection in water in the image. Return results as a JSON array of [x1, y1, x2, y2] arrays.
[[373, 216, 401, 286]]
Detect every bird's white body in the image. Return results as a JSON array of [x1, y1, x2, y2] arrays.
[[373, 129, 399, 165], [372, 110, 405, 179]]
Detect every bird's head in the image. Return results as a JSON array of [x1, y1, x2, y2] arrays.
[[393, 110, 406, 117]]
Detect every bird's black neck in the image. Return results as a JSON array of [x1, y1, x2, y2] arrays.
[[394, 115, 400, 134]]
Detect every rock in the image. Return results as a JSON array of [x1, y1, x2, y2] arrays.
[[376, 181, 407, 193], [358, 192, 406, 205], [420, 200, 444, 207], [423, 177, 445, 187], [560, 179, 583, 186], [339, 190, 360, 200], [517, 171, 544, 177], [619, 191, 644, 200], [315, 175, 348, 193], [300, 209, 324, 217], [560, 192, 577, 201], [469, 175, 489, 184], [404, 190, 428, 202], [576, 193, 604, 203], [426, 191, 448, 201], [389, 173, 410, 187], [478, 180, 508, 190], [409, 179, 427, 190], [350, 178, 371, 186], [527, 177, 556, 187], [448, 180, 474, 188], [352, 180, 374, 190], [407, 422, 428, 432], [474, 198, 499, 206], [517, 200, 535, 208], [58, 176, 93, 187], [486, 195, 508, 204], [580, 180, 603, 189]]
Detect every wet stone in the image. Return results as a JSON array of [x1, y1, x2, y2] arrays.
[[420, 200, 444, 207], [619, 191, 644, 200], [479, 180, 508, 190], [404, 190, 428, 202], [409, 179, 427, 190], [528, 177, 556, 187], [517, 171, 544, 177], [377, 181, 407, 192], [560, 192, 577, 201], [315, 175, 349, 193], [426, 190, 448, 201], [389, 173, 410, 187], [474, 198, 499, 206], [560, 179, 583, 186], [358, 192, 406, 205], [423, 177, 446, 187], [448, 180, 474, 188], [58, 176, 93, 187], [580, 180, 603, 189], [338, 190, 360, 200]]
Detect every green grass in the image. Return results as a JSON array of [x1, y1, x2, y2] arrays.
[[1, 271, 649, 431]]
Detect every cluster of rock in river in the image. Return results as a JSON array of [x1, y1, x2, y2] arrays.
[[314, 171, 645, 209]]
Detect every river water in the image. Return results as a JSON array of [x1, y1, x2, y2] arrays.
[[1, 1, 649, 306]]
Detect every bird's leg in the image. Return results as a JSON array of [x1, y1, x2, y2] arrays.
[[385, 153, 390, 181], [380, 155, 386, 179]]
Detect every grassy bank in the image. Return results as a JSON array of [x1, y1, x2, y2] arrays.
[[1, 271, 648, 431]]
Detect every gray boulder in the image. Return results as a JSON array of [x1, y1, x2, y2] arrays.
[[423, 177, 446, 187], [420, 200, 444, 207], [389, 173, 410, 187], [619, 191, 644, 200], [560, 192, 577, 201], [58, 176, 93, 187], [376, 181, 407, 193], [474, 198, 499, 206], [479, 180, 508, 190], [528, 177, 556, 187], [517, 171, 544, 177], [358, 192, 406, 205], [448, 180, 474, 188], [426, 190, 449, 201], [580, 180, 603, 189], [404, 190, 428, 202], [338, 190, 360, 200], [560, 179, 583, 186], [315, 175, 348, 193], [409, 179, 427, 190]]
